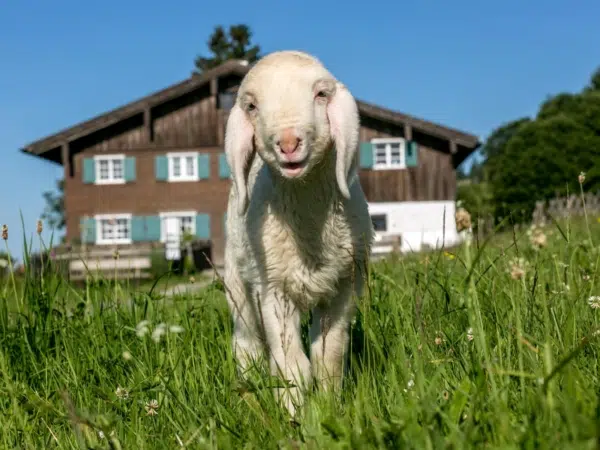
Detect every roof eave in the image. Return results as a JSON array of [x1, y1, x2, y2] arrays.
[[356, 99, 480, 149], [22, 60, 252, 157], [21, 59, 481, 160], [20, 146, 63, 166]]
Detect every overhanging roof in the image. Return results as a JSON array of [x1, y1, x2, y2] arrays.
[[20, 58, 481, 160]]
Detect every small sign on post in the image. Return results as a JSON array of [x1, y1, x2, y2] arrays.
[[165, 233, 181, 261]]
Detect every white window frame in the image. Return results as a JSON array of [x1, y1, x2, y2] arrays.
[[167, 151, 199, 182], [94, 154, 126, 185], [95, 213, 132, 245], [371, 138, 406, 170], [159, 211, 197, 243]]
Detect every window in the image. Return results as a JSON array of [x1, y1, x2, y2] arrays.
[[94, 155, 125, 184], [179, 216, 194, 235], [371, 214, 388, 232], [96, 214, 132, 245], [160, 211, 196, 243], [372, 138, 406, 170], [218, 92, 236, 111], [168, 152, 198, 182]]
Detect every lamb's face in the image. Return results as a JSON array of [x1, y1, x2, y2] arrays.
[[225, 50, 361, 215], [238, 54, 337, 180]]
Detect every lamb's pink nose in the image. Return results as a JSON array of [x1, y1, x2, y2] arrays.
[[277, 128, 301, 154]]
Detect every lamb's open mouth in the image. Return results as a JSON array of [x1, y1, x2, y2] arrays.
[[280, 159, 308, 177]]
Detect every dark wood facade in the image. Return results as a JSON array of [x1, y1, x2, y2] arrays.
[[20, 59, 480, 267], [357, 120, 459, 202]]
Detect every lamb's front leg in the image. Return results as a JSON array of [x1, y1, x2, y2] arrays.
[[225, 266, 265, 373], [259, 288, 311, 417], [309, 279, 358, 392]]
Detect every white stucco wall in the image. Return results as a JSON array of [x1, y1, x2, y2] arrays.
[[368, 201, 461, 254]]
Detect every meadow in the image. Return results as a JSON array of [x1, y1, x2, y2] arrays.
[[1, 213, 600, 449]]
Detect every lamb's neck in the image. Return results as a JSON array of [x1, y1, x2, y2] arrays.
[[271, 161, 340, 219]]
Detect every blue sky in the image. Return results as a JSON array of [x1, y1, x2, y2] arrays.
[[1, 0, 599, 262]]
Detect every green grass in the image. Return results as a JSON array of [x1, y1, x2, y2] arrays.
[[1, 215, 600, 449]]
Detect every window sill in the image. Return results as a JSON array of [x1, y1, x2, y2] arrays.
[[96, 239, 133, 246], [372, 165, 406, 171], [167, 177, 200, 183], [95, 179, 126, 185]]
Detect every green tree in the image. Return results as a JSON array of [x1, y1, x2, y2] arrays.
[[193, 24, 261, 75], [456, 166, 469, 181], [584, 66, 600, 92], [482, 66, 600, 223], [468, 159, 486, 183], [481, 117, 531, 184], [41, 179, 65, 231], [456, 179, 494, 229], [537, 90, 600, 135], [490, 114, 600, 222]]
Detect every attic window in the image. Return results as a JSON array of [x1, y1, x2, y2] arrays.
[[218, 92, 236, 111], [371, 138, 406, 170]]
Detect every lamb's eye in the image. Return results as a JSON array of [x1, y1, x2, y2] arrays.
[[316, 91, 327, 98], [247, 103, 256, 112]]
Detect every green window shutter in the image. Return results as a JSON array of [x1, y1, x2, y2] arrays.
[[405, 141, 419, 167], [198, 153, 210, 180], [124, 156, 136, 182], [195, 214, 210, 240], [145, 216, 161, 241], [131, 216, 146, 242], [131, 216, 162, 241], [359, 142, 373, 169], [82, 158, 96, 183], [80, 217, 96, 244], [155, 155, 168, 181], [219, 153, 230, 179]]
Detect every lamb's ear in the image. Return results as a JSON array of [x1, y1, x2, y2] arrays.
[[225, 102, 255, 215], [327, 82, 360, 200]]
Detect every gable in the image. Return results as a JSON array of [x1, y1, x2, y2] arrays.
[[20, 59, 480, 166]]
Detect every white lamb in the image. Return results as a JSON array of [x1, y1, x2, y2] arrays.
[[223, 50, 373, 416]]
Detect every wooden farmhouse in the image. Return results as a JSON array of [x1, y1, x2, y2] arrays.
[[20, 58, 480, 279]]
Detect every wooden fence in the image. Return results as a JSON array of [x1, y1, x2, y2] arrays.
[[52, 243, 160, 281], [472, 192, 600, 240], [532, 192, 600, 224]]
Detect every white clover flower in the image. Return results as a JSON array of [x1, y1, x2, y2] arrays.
[[467, 327, 474, 342], [115, 386, 129, 400], [588, 296, 600, 309], [508, 258, 528, 280], [137, 321, 185, 343], [403, 375, 415, 393], [145, 399, 159, 416], [169, 324, 185, 334], [151, 323, 167, 343], [136, 320, 151, 338]]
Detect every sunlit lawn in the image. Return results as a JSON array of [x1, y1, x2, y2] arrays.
[[1, 215, 600, 449]]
